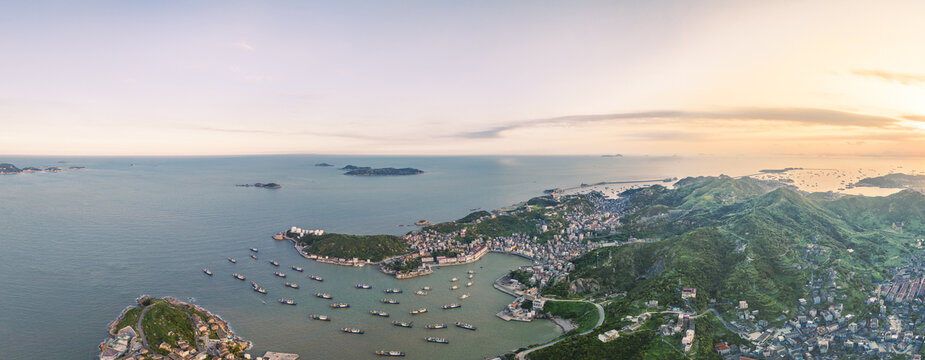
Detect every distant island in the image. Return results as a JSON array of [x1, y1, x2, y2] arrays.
[[100, 296, 256, 360], [758, 167, 803, 173], [1, 162, 85, 175], [314, 162, 334, 167], [853, 173, 925, 189], [601, 154, 623, 158], [235, 182, 281, 189], [340, 165, 423, 176]]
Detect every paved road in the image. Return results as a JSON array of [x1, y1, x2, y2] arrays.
[[135, 305, 151, 350], [515, 299, 605, 360]]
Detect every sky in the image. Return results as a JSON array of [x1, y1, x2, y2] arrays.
[[1, 0, 925, 156]]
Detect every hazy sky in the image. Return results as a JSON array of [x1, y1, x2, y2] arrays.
[[2, 0, 925, 156]]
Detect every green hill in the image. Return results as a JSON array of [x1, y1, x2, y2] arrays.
[[294, 233, 409, 261]]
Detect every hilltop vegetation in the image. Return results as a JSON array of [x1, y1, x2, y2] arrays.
[[535, 176, 925, 359], [853, 173, 925, 189], [295, 232, 409, 261]]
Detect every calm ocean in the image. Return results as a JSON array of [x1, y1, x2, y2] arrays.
[[0, 155, 919, 359]]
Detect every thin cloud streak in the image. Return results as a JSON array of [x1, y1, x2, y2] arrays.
[[191, 127, 384, 141], [457, 108, 903, 139], [852, 69, 925, 86]]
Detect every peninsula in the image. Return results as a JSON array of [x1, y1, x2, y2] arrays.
[[1, 163, 85, 174], [853, 173, 925, 190], [340, 165, 423, 176], [99, 296, 267, 360]]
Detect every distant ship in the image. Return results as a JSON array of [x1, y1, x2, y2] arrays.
[[269, 260, 280, 267], [441, 303, 461, 310], [232, 273, 245, 280], [381, 298, 399, 304], [310, 314, 330, 321], [250, 248, 258, 252], [202, 268, 212, 276], [370, 310, 390, 317], [228, 258, 237, 263], [284, 282, 300, 289], [425, 323, 446, 329], [278, 299, 296, 305], [410, 308, 427, 315], [291, 266, 303, 272], [356, 284, 372, 289], [384, 288, 402, 294], [342, 328, 364, 334], [375, 350, 405, 357], [392, 321, 413, 328], [425, 337, 449, 344], [455, 322, 476, 331], [310, 275, 324, 282], [315, 293, 333, 299], [459, 293, 470, 300], [274, 272, 286, 278], [330, 303, 350, 308]]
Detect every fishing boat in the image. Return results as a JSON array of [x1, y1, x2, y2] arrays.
[[450, 277, 459, 282], [269, 260, 279, 267], [375, 350, 405, 357], [381, 298, 399, 304], [467, 270, 475, 274], [455, 322, 476, 330], [315, 293, 333, 299], [202, 268, 213, 276], [278, 299, 296, 305], [284, 282, 300, 289], [425, 337, 449, 344], [274, 272, 286, 278], [228, 258, 237, 263], [459, 293, 470, 300], [450, 285, 459, 290], [410, 308, 427, 315], [254, 287, 267, 294], [310, 275, 324, 282], [232, 273, 245, 280], [342, 328, 364, 334], [250, 247, 258, 252], [250, 254, 258, 260], [392, 321, 413, 328], [468, 273, 474, 279], [441, 303, 461, 310], [291, 266, 303, 272], [415, 290, 428, 296], [384, 288, 403, 294], [370, 310, 390, 317], [466, 282, 473, 287], [330, 303, 350, 308], [425, 323, 447, 329], [422, 286, 432, 291], [355, 284, 372, 289], [309, 314, 330, 321]]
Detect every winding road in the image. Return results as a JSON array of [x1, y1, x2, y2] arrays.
[[515, 299, 605, 360]]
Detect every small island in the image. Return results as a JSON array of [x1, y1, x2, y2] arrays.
[[314, 162, 334, 167], [100, 296, 257, 360], [758, 167, 803, 173], [853, 173, 925, 189], [340, 165, 423, 176], [1, 162, 86, 175], [0, 163, 21, 174], [235, 182, 281, 189]]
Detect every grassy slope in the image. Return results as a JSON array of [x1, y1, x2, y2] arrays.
[[299, 233, 409, 261], [141, 300, 195, 355]]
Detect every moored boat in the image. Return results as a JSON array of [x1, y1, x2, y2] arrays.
[[232, 273, 245, 280], [342, 328, 364, 334], [375, 350, 406, 357], [228, 257, 237, 263], [425, 337, 449, 344], [278, 298, 296, 305], [455, 322, 476, 330], [422, 286, 432, 291], [250, 247, 258, 252], [310, 275, 324, 282], [291, 266, 303, 272], [441, 303, 461, 310], [315, 292, 333, 299], [392, 321, 413, 328], [410, 308, 427, 315], [370, 310, 390, 317], [202, 268, 213, 276], [355, 283, 372, 289], [450, 285, 459, 290], [274, 271, 286, 278], [467, 270, 475, 274], [384, 288, 402, 294], [381, 298, 399, 304], [425, 323, 447, 329], [330, 303, 350, 308], [309, 314, 330, 321], [459, 293, 470, 300], [269, 260, 279, 267], [468, 273, 474, 279], [284, 282, 300, 289], [250, 254, 258, 260], [415, 290, 427, 296], [466, 282, 473, 287], [450, 277, 458, 282]]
